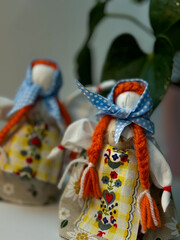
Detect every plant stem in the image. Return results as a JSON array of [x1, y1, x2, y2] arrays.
[[105, 13, 153, 36]]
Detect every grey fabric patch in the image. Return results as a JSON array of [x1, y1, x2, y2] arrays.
[[0, 171, 59, 205]]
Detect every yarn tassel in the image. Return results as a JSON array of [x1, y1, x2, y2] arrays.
[[79, 163, 102, 199], [138, 190, 161, 233]]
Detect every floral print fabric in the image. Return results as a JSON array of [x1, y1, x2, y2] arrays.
[[78, 145, 141, 240], [67, 228, 97, 240], [58, 149, 179, 240], [58, 163, 86, 237], [0, 121, 61, 184], [0, 171, 59, 205], [166, 217, 180, 239]]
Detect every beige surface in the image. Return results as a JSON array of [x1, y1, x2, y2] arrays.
[[0, 201, 61, 240], [0, 179, 179, 240]]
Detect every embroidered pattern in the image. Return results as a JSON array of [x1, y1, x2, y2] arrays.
[[1, 121, 60, 183], [78, 145, 141, 240], [16, 122, 48, 178], [95, 169, 122, 231]]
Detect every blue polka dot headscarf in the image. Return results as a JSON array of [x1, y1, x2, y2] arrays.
[[8, 59, 63, 122], [76, 79, 154, 144]]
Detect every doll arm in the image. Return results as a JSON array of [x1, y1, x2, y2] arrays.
[[147, 139, 173, 212], [47, 118, 97, 159], [61, 118, 97, 151], [0, 97, 14, 120]]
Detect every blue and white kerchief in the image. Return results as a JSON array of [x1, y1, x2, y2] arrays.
[[76, 79, 154, 144], [8, 59, 63, 122]]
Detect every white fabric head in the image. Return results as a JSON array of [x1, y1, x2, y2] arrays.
[[115, 91, 140, 111], [32, 64, 55, 90]]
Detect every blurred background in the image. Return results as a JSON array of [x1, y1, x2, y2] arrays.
[[0, 0, 179, 239]]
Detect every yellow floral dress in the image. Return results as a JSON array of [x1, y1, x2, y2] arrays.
[[1, 121, 60, 183], [0, 103, 62, 205], [58, 119, 178, 240], [78, 144, 142, 240]]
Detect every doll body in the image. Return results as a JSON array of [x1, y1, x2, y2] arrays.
[[77, 120, 174, 240], [0, 60, 70, 205], [78, 123, 141, 239], [57, 118, 177, 240], [0, 103, 61, 205], [56, 79, 178, 239]]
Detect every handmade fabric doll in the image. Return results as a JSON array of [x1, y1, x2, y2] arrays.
[[54, 79, 179, 240], [0, 59, 71, 205]]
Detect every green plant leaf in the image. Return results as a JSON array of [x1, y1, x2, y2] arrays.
[[89, 1, 107, 36], [101, 34, 147, 80], [166, 20, 180, 52], [61, 220, 68, 228], [150, 0, 180, 34], [76, 1, 109, 85], [132, 0, 148, 2], [139, 37, 173, 108], [101, 34, 173, 109], [76, 45, 92, 85]]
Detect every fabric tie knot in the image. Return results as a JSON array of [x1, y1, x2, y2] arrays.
[[76, 78, 154, 144], [8, 59, 63, 122]]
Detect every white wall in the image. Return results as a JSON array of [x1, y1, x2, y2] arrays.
[[0, 0, 154, 98], [0, 0, 94, 99]]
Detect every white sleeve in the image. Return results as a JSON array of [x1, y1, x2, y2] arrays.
[[0, 97, 14, 120], [147, 139, 173, 189], [61, 118, 97, 152]]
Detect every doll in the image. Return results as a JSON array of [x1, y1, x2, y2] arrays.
[[53, 79, 179, 240], [0, 59, 71, 205]]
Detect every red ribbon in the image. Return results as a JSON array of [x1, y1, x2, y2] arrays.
[[97, 85, 102, 93], [163, 185, 171, 192], [57, 145, 65, 150]]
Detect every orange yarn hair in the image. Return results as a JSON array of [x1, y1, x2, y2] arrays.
[[81, 81, 161, 232], [0, 99, 71, 146], [82, 115, 113, 198], [0, 105, 34, 145], [32, 59, 58, 70]]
